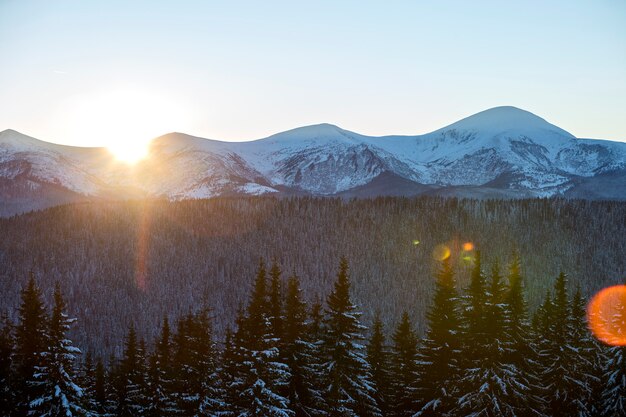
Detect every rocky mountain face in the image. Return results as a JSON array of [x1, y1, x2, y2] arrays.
[[1, 106, 625, 216]]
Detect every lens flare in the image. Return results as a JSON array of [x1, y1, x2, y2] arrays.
[[462, 255, 474, 263], [432, 244, 451, 261], [587, 285, 626, 346], [463, 242, 474, 251]]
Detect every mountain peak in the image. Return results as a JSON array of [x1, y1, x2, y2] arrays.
[[439, 106, 575, 138], [269, 123, 345, 139]]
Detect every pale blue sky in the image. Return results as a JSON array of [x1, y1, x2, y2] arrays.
[[1, 0, 625, 148]]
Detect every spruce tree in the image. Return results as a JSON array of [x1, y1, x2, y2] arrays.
[[388, 311, 418, 417], [366, 314, 391, 417], [461, 251, 487, 361], [539, 272, 589, 417], [599, 294, 626, 416], [221, 314, 247, 415], [233, 259, 293, 416], [146, 316, 175, 417], [282, 274, 326, 416], [600, 345, 626, 416], [454, 262, 540, 416], [503, 254, 545, 414], [0, 314, 15, 415], [414, 257, 462, 417], [172, 314, 196, 415], [568, 286, 601, 416], [29, 282, 85, 416], [269, 260, 284, 342], [321, 257, 381, 417], [191, 309, 226, 416], [94, 358, 107, 416], [14, 273, 49, 416], [79, 352, 96, 413], [115, 324, 146, 417]]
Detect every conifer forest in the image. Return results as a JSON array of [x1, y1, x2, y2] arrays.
[[0, 196, 625, 416]]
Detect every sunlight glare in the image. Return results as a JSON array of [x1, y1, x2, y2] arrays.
[[57, 89, 188, 164], [432, 244, 451, 261], [587, 285, 626, 346]]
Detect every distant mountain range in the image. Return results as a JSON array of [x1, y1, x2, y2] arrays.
[[1, 106, 625, 216]]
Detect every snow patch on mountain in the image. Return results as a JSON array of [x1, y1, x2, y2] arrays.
[[1, 106, 625, 215]]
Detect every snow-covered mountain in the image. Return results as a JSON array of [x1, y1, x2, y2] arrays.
[[1, 106, 625, 215]]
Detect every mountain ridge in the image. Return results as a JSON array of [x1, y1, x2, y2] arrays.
[[1, 106, 625, 216]]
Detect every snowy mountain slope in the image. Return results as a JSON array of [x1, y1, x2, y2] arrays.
[[1, 106, 625, 215]]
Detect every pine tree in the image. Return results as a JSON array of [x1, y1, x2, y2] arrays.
[[503, 254, 545, 415], [233, 259, 293, 416], [79, 352, 96, 414], [366, 314, 391, 417], [13, 273, 49, 416], [282, 274, 326, 416], [414, 257, 462, 417], [388, 311, 418, 417], [269, 260, 284, 342], [599, 294, 626, 416], [321, 257, 381, 417], [461, 251, 487, 361], [0, 314, 15, 415], [146, 317, 175, 417], [29, 282, 85, 416], [172, 314, 197, 415], [454, 261, 540, 416], [220, 314, 247, 415], [115, 324, 146, 417], [94, 357, 108, 416], [191, 309, 226, 416], [137, 338, 149, 414], [105, 354, 119, 415], [568, 286, 601, 416], [539, 272, 589, 417]]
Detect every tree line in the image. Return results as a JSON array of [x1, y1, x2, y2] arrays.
[[1, 197, 625, 358], [1, 255, 626, 416]]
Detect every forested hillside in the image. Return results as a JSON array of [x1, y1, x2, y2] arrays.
[[1, 257, 625, 416], [0, 197, 624, 358]]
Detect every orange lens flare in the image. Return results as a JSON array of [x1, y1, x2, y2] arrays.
[[587, 285, 626, 346], [462, 242, 474, 251], [432, 244, 451, 261]]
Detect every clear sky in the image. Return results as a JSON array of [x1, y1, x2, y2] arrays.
[[1, 0, 625, 151]]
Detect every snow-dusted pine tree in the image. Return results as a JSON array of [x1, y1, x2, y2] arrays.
[[366, 314, 391, 417], [232, 259, 294, 416], [453, 262, 542, 416], [29, 282, 85, 416], [568, 286, 602, 416], [503, 253, 545, 414], [79, 352, 97, 415], [599, 295, 626, 417], [14, 273, 49, 416], [414, 257, 462, 417], [0, 314, 15, 415], [282, 274, 327, 416], [114, 324, 146, 417], [388, 311, 418, 417], [321, 257, 381, 417], [146, 317, 177, 417], [269, 261, 284, 342], [538, 272, 592, 417]]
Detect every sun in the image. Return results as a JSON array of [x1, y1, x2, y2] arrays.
[[58, 88, 188, 164], [107, 141, 150, 164]]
